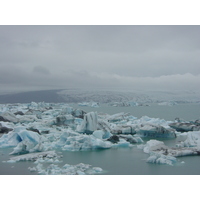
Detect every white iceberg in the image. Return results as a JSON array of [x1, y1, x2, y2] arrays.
[[107, 112, 130, 123], [78, 102, 99, 108], [176, 131, 200, 148], [135, 124, 176, 138], [8, 151, 58, 162], [169, 122, 200, 132], [141, 139, 200, 165], [54, 130, 112, 151], [158, 101, 177, 106], [92, 130, 112, 140], [0, 126, 46, 154], [0, 112, 19, 123], [34, 162, 103, 175], [143, 140, 168, 154], [55, 114, 75, 126], [147, 152, 177, 166], [77, 112, 98, 134]]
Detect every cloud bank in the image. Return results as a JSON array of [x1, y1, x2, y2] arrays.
[[0, 25, 200, 93]]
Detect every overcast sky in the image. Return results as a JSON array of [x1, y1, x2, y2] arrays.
[[0, 25, 200, 94]]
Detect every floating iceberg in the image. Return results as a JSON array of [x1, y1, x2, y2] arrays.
[[8, 151, 58, 162], [77, 112, 98, 134], [176, 131, 200, 148], [33, 162, 103, 175], [158, 101, 177, 106], [71, 109, 86, 119], [55, 114, 75, 126], [143, 140, 168, 154], [0, 112, 19, 123], [147, 152, 177, 166], [0, 123, 13, 134], [169, 122, 200, 132], [0, 127, 46, 154], [111, 125, 136, 135], [78, 102, 99, 107], [134, 124, 176, 138], [1, 100, 200, 173], [92, 130, 112, 140], [141, 139, 200, 165], [54, 130, 112, 151], [107, 112, 130, 123]]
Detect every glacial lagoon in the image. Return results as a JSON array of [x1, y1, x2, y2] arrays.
[[0, 103, 200, 175]]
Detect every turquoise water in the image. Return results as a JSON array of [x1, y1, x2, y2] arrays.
[[0, 104, 200, 175], [72, 103, 200, 121], [1, 143, 200, 175]]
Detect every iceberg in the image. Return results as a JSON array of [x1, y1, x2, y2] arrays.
[[18, 115, 38, 123], [8, 151, 58, 162], [135, 124, 176, 138], [92, 130, 112, 140], [0, 123, 13, 134], [0, 127, 45, 154], [176, 131, 200, 148], [97, 119, 112, 132], [147, 152, 177, 166], [111, 125, 136, 135], [55, 114, 75, 126], [141, 139, 200, 165], [77, 112, 98, 134], [0, 112, 19, 123], [108, 101, 139, 107], [169, 122, 200, 132], [34, 162, 103, 175], [107, 134, 143, 146], [54, 130, 112, 151], [71, 109, 86, 119], [78, 101, 99, 108], [158, 101, 177, 106], [107, 112, 130, 123], [119, 134, 143, 143], [143, 140, 168, 154], [112, 138, 132, 148]]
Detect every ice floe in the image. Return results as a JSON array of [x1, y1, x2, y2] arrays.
[[1, 101, 200, 173], [140, 136, 200, 166], [33, 162, 103, 175], [78, 101, 99, 107]]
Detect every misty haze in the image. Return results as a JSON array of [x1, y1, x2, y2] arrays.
[[0, 26, 200, 175]]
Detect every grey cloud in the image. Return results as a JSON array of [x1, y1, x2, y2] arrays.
[[0, 25, 200, 93], [33, 66, 51, 75]]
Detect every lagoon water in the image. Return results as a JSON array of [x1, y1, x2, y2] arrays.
[[1, 103, 200, 175], [72, 103, 200, 121]]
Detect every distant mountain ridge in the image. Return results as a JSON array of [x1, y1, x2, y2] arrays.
[[0, 89, 65, 103]]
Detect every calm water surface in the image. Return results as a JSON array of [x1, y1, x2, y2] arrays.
[[72, 103, 200, 121]]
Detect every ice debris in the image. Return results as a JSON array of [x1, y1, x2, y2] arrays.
[[32, 163, 103, 175], [146, 152, 177, 166], [78, 101, 99, 107], [8, 151, 59, 162]]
